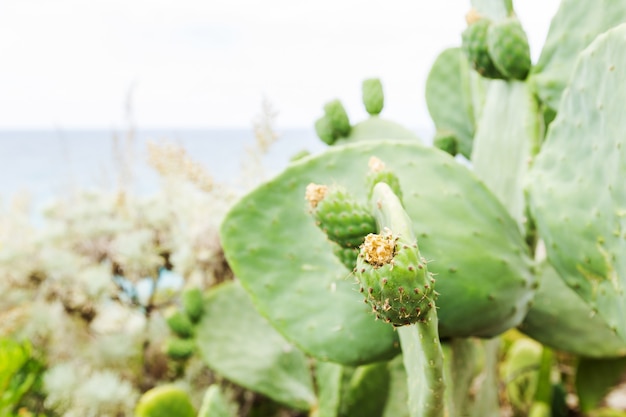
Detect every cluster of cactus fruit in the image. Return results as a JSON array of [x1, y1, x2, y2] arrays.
[[163, 287, 204, 360], [137, 1, 626, 416]]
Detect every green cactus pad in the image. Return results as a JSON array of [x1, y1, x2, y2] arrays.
[[362, 78, 384, 116], [340, 362, 391, 417], [164, 337, 195, 360], [336, 117, 420, 144], [366, 157, 403, 202], [531, 0, 626, 111], [195, 281, 316, 410], [220, 140, 533, 365], [315, 116, 337, 145], [425, 48, 482, 159], [433, 131, 459, 157], [487, 17, 531, 80], [134, 385, 196, 417], [164, 308, 194, 339], [527, 24, 626, 345], [471, 80, 540, 230], [308, 185, 377, 248], [462, 19, 505, 80], [519, 264, 626, 358], [182, 287, 203, 323]]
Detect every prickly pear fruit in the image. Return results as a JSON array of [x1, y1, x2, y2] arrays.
[[165, 308, 194, 339], [356, 230, 437, 326], [306, 184, 376, 248], [135, 385, 196, 417], [182, 288, 203, 323], [487, 17, 531, 80], [462, 17, 505, 79], [433, 131, 459, 156], [165, 337, 195, 360], [315, 116, 336, 145], [362, 78, 384, 116], [366, 157, 403, 202]]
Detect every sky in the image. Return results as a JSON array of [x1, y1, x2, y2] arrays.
[[0, 0, 561, 130]]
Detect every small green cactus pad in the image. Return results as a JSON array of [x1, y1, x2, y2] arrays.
[[164, 337, 195, 360], [195, 281, 315, 410], [324, 99, 351, 138], [198, 385, 238, 417], [425, 48, 480, 159], [336, 117, 420, 144], [527, 24, 626, 345], [164, 308, 194, 339], [462, 19, 505, 80], [134, 385, 196, 417], [471, 80, 540, 230], [307, 185, 377, 248], [313, 361, 343, 417], [519, 264, 626, 358], [531, 0, 626, 111], [356, 232, 436, 326], [182, 287, 203, 323], [487, 17, 531, 80], [433, 131, 459, 157], [362, 78, 384, 116], [315, 116, 337, 145], [220, 140, 533, 365]]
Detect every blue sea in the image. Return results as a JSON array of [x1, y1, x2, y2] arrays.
[[0, 127, 433, 209], [0, 128, 327, 207]]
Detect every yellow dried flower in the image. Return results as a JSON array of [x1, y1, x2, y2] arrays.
[[305, 183, 328, 208]]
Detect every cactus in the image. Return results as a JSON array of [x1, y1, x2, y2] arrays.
[[530, 0, 626, 111], [134, 385, 195, 417], [526, 23, 626, 346], [425, 47, 483, 158], [362, 78, 384, 116], [486, 17, 531, 80], [195, 281, 316, 410], [220, 141, 533, 365], [462, 18, 505, 80]]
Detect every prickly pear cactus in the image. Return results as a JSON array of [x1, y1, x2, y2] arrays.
[[315, 99, 352, 145], [164, 308, 194, 339], [486, 17, 531, 80], [530, 0, 626, 111], [462, 18, 505, 80], [182, 288, 203, 323], [527, 23, 626, 348], [519, 264, 626, 358], [362, 78, 384, 116], [220, 140, 534, 365], [164, 337, 195, 360], [425, 47, 484, 158]]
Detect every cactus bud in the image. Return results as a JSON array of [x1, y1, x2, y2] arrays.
[[362, 78, 384, 116], [323, 99, 351, 138]]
